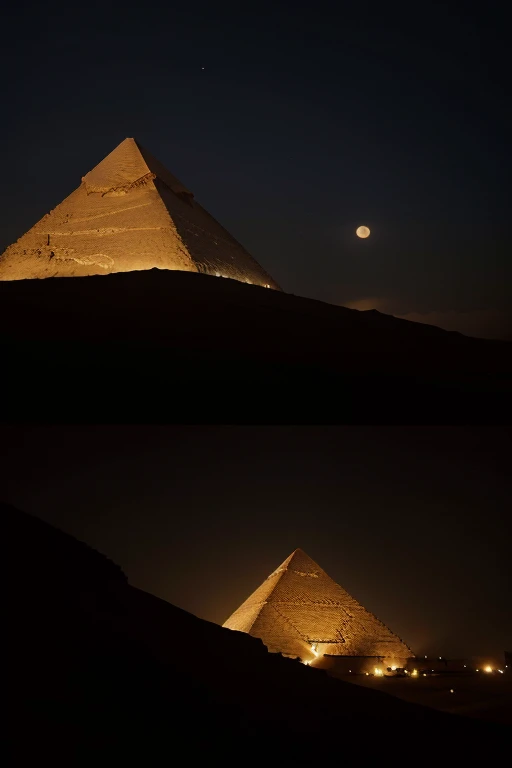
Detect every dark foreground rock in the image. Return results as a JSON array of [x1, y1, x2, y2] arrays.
[[1, 270, 510, 423], [4, 502, 509, 766]]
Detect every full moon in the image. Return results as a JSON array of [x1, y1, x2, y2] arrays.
[[356, 225, 370, 238]]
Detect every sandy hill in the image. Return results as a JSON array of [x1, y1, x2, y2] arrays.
[[5, 502, 508, 765], [1, 270, 509, 423]]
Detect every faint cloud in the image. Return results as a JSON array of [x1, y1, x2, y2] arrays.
[[344, 297, 389, 313]]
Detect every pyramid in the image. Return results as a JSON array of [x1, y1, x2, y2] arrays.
[[0, 138, 281, 289], [223, 549, 413, 664]]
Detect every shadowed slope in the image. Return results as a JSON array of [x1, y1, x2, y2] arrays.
[[4, 503, 508, 765], [0, 269, 509, 423]]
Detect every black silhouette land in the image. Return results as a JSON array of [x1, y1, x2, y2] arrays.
[[6, 503, 509, 765]]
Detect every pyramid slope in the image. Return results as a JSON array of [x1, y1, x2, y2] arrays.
[[223, 549, 413, 662], [222, 552, 295, 634], [0, 138, 280, 289]]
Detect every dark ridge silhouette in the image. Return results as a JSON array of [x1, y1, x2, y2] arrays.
[[1, 269, 510, 423], [5, 502, 508, 765]]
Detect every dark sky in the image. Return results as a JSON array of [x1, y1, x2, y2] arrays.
[[2, 1, 510, 339], [2, 425, 510, 659]]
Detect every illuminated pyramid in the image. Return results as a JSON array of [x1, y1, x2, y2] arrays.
[[223, 549, 413, 665], [0, 138, 280, 289]]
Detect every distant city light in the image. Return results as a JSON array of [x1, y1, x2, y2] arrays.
[[374, 668, 383, 676], [484, 666, 493, 673]]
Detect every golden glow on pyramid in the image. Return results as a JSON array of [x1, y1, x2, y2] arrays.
[[0, 138, 281, 289], [223, 548, 413, 665]]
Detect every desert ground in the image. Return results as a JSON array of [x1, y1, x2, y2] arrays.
[[338, 672, 511, 725]]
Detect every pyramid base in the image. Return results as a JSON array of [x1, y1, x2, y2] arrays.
[[314, 654, 414, 676]]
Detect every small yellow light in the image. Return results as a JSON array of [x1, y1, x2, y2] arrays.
[[484, 666, 492, 673], [366, 672, 369, 676], [411, 669, 418, 677], [309, 644, 319, 659], [450, 689, 454, 693], [423, 673, 427, 677], [391, 666, 397, 671], [374, 667, 383, 676]]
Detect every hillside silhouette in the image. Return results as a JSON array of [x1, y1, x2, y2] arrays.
[[1, 270, 510, 423], [5, 502, 508, 765]]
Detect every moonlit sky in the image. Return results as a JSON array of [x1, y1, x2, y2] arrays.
[[2, 426, 510, 659], [1, 1, 510, 339]]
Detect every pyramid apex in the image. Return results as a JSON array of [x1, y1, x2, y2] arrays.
[[81, 137, 150, 194], [275, 547, 321, 575], [288, 546, 315, 559]]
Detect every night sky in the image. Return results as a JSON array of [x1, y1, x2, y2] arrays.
[[2, 425, 510, 658], [2, 1, 510, 339]]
